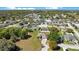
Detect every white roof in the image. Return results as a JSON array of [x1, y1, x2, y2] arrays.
[[45, 19, 51, 22], [38, 24, 48, 28], [74, 24, 79, 28]]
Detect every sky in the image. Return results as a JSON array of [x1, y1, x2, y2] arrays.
[[0, 0, 79, 8]]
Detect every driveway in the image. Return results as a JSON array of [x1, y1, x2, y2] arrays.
[[58, 43, 79, 51]]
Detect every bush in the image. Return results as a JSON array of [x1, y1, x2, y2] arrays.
[[0, 39, 16, 51], [49, 40, 57, 50]]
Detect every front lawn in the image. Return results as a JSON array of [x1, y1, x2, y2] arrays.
[[67, 48, 79, 51]]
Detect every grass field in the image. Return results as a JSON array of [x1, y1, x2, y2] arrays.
[[16, 30, 42, 51]]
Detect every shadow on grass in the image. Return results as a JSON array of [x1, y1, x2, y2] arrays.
[[15, 35, 32, 41], [9, 46, 22, 51], [53, 46, 61, 51], [25, 35, 32, 39]]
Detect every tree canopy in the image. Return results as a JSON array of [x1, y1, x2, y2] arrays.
[[48, 27, 60, 41], [0, 39, 16, 51], [0, 27, 28, 40]]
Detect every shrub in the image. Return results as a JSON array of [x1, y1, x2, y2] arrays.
[[49, 40, 57, 50]]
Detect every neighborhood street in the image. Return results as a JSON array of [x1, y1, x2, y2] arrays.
[[41, 33, 49, 51]]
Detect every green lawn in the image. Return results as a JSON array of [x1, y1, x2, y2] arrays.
[[64, 40, 70, 44], [59, 47, 63, 51], [16, 30, 42, 51], [67, 48, 79, 51]]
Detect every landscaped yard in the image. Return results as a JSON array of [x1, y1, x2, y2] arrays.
[[16, 30, 42, 51]]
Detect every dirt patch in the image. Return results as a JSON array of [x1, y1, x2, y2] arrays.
[[16, 31, 41, 51]]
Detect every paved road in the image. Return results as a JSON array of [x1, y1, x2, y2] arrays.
[[41, 43, 49, 51], [41, 33, 49, 51], [58, 44, 79, 51]]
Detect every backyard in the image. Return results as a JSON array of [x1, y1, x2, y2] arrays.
[[16, 30, 42, 51]]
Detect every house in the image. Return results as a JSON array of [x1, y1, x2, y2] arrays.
[[45, 19, 52, 24], [19, 21, 30, 28], [38, 22, 50, 33], [4, 20, 16, 25], [27, 23, 38, 30], [61, 14, 67, 18], [73, 23, 79, 29], [38, 21, 48, 28], [64, 33, 78, 44], [0, 24, 4, 28]]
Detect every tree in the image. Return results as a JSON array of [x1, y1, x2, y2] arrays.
[[0, 28, 11, 39], [8, 27, 21, 38], [20, 28, 28, 39], [48, 27, 60, 41], [0, 16, 6, 22], [0, 28, 4, 39], [0, 27, 29, 40], [0, 39, 16, 51], [48, 32, 60, 41]]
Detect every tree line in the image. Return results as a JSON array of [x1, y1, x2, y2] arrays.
[[0, 27, 29, 51]]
